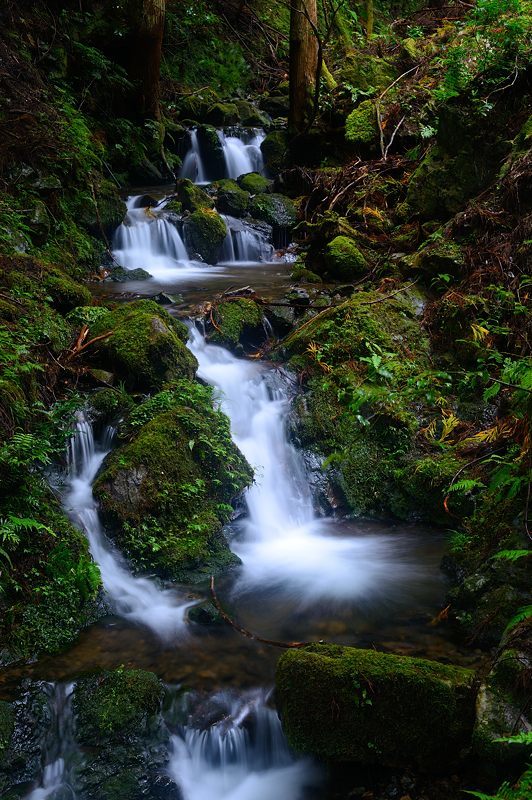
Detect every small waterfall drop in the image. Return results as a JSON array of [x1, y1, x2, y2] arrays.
[[112, 196, 191, 277], [187, 328, 429, 606], [64, 412, 192, 639], [24, 684, 77, 800], [220, 216, 274, 263], [168, 689, 319, 800], [180, 128, 265, 183]]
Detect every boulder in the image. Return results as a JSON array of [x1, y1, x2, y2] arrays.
[[208, 298, 265, 351], [204, 102, 239, 126], [345, 100, 379, 147], [323, 235, 368, 280], [212, 179, 250, 217], [260, 130, 289, 174], [184, 208, 227, 263], [174, 179, 214, 212], [276, 645, 477, 768], [196, 125, 226, 181], [249, 193, 296, 228], [88, 300, 197, 391], [237, 172, 272, 194]]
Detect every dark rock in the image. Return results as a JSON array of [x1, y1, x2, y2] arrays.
[[107, 266, 152, 282]]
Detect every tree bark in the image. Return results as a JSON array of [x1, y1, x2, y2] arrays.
[[128, 0, 165, 120], [288, 0, 319, 136]]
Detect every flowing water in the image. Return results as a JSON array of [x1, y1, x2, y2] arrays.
[[180, 128, 266, 184], [64, 413, 192, 640]]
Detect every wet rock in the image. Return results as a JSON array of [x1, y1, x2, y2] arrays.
[[276, 645, 477, 769], [174, 179, 214, 212], [196, 125, 226, 181], [187, 601, 222, 625], [183, 208, 227, 263], [151, 291, 183, 305], [237, 171, 272, 195], [323, 236, 368, 280], [260, 130, 290, 174], [212, 179, 250, 217], [107, 266, 152, 282]]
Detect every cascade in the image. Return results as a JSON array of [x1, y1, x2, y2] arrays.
[[187, 328, 434, 607], [112, 196, 191, 277], [64, 412, 192, 639], [24, 684, 77, 800], [168, 689, 319, 800], [220, 216, 274, 263], [180, 128, 265, 183]]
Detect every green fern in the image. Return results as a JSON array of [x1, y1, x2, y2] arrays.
[[503, 605, 532, 636], [492, 550, 531, 562], [447, 478, 485, 494]]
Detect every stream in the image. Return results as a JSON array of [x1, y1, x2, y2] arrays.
[[1, 128, 480, 800]]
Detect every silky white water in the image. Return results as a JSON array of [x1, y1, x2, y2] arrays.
[[220, 216, 275, 263], [180, 128, 265, 183], [188, 327, 431, 607], [64, 412, 191, 639], [168, 689, 319, 800]]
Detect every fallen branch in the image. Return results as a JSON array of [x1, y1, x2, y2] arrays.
[[210, 576, 311, 648]]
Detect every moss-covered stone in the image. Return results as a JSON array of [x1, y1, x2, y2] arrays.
[[212, 179, 250, 217], [41, 268, 92, 312], [391, 453, 464, 524], [290, 266, 322, 283], [410, 234, 465, 278], [94, 380, 252, 581], [74, 668, 164, 744], [204, 102, 239, 126], [233, 100, 270, 127], [338, 53, 396, 93], [209, 298, 264, 351], [76, 178, 126, 236], [345, 100, 379, 147], [276, 644, 476, 768], [249, 193, 296, 228], [184, 208, 227, 263], [323, 235, 368, 280], [260, 130, 289, 174], [89, 300, 197, 391], [237, 172, 272, 194], [174, 178, 214, 212]]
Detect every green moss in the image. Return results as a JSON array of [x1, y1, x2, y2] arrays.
[[323, 235, 368, 280], [42, 268, 92, 312], [260, 130, 289, 174], [276, 645, 476, 767], [205, 102, 239, 126], [345, 100, 379, 146], [391, 453, 463, 523], [74, 668, 163, 744], [249, 193, 296, 227], [338, 53, 396, 93], [233, 100, 269, 127], [89, 300, 197, 391], [184, 208, 227, 263], [237, 172, 272, 194], [174, 179, 214, 212], [90, 387, 134, 420], [290, 266, 322, 283], [93, 380, 252, 580], [213, 179, 250, 217], [410, 234, 465, 279], [210, 298, 264, 349]]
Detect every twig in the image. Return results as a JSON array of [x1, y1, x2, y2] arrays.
[[210, 576, 311, 648]]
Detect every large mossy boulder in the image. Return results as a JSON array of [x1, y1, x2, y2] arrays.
[[174, 178, 214, 212], [76, 178, 127, 236], [410, 234, 465, 279], [89, 300, 197, 391], [184, 208, 227, 263], [260, 130, 289, 174], [94, 380, 252, 581], [249, 193, 296, 228], [323, 235, 368, 279], [339, 53, 396, 93], [196, 125, 226, 180], [204, 102, 239, 126], [234, 99, 270, 127], [212, 179, 250, 217], [276, 645, 476, 768], [345, 100, 379, 147]]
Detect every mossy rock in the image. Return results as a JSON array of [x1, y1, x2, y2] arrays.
[[209, 298, 264, 351], [237, 172, 272, 194], [184, 208, 227, 263], [106, 266, 152, 282], [94, 381, 252, 581], [411, 234, 465, 278], [260, 130, 289, 174], [276, 644, 476, 768], [204, 102, 239, 126], [74, 668, 163, 745], [196, 125, 226, 181], [338, 53, 396, 93], [323, 235, 368, 280], [212, 179, 250, 217], [249, 193, 296, 228], [345, 100, 379, 147], [174, 179, 214, 212], [473, 677, 531, 772], [391, 453, 464, 524], [89, 300, 197, 391], [233, 100, 270, 127], [259, 94, 289, 117], [290, 266, 322, 283], [42, 267, 92, 312]]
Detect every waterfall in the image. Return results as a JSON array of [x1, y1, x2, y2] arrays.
[[187, 328, 429, 607], [24, 684, 77, 800], [220, 216, 274, 263], [167, 689, 320, 800], [179, 128, 265, 184], [112, 196, 191, 278], [64, 411, 192, 639]]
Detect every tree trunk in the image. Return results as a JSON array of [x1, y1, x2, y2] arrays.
[[288, 0, 319, 136], [128, 0, 165, 120]]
